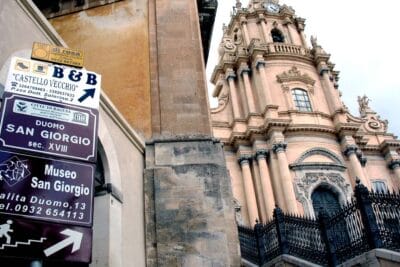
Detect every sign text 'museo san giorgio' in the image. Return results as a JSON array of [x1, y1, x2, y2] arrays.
[[0, 149, 94, 226], [0, 93, 98, 162], [5, 57, 101, 109]]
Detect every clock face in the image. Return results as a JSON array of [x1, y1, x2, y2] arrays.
[[266, 3, 280, 13]]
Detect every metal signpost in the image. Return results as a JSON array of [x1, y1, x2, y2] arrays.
[[0, 50, 101, 266]]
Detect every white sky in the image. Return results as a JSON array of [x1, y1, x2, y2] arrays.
[[206, 0, 400, 136]]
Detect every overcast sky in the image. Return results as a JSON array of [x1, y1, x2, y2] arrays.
[[206, 0, 400, 136]]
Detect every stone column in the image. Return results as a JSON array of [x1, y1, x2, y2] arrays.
[[258, 14, 270, 43], [272, 142, 298, 214], [255, 59, 273, 107], [389, 159, 400, 181], [283, 19, 294, 44], [320, 68, 342, 113], [296, 18, 307, 48], [256, 150, 275, 220], [239, 155, 259, 225], [226, 68, 241, 119], [240, 17, 250, 46], [343, 145, 369, 187], [238, 63, 257, 114]]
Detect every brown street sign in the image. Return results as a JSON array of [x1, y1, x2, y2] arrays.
[[0, 215, 92, 263], [31, 42, 84, 68]]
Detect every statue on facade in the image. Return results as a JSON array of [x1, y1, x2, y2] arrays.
[[310, 35, 318, 49], [358, 95, 370, 117]]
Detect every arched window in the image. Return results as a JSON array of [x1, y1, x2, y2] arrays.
[[271, 28, 284, 43], [291, 88, 312, 112], [311, 187, 341, 217]]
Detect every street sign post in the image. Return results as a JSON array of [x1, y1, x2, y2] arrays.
[[0, 215, 92, 263], [0, 47, 99, 266], [0, 93, 98, 162], [5, 57, 101, 109], [0, 149, 94, 226]]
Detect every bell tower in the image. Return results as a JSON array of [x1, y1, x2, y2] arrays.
[[210, 0, 400, 226]]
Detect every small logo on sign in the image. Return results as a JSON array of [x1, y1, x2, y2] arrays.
[[33, 63, 48, 75], [0, 157, 31, 187], [15, 101, 28, 113], [72, 112, 88, 125], [15, 60, 30, 72]]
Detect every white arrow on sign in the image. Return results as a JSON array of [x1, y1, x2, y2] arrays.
[[43, 229, 83, 257]]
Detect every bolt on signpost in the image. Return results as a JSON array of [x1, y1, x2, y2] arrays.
[[0, 43, 101, 266]]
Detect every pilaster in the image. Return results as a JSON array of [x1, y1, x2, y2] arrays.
[[255, 149, 275, 220], [272, 142, 298, 214], [238, 154, 259, 225]]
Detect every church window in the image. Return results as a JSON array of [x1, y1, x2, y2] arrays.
[[372, 180, 387, 193], [292, 88, 312, 112], [271, 28, 284, 43]]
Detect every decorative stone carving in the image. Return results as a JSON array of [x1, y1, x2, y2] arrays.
[[233, 198, 244, 225], [294, 172, 352, 217], [355, 95, 389, 134], [389, 159, 400, 170], [343, 145, 358, 157], [290, 147, 346, 172], [276, 66, 315, 86], [255, 149, 269, 160], [343, 145, 367, 166], [272, 142, 287, 153], [238, 155, 253, 165], [358, 95, 371, 117]]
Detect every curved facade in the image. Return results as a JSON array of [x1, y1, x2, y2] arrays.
[[210, 0, 400, 226]]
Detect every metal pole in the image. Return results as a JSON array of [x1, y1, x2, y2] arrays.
[[30, 260, 43, 267]]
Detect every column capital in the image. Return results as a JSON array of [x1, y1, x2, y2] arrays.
[[238, 155, 252, 165], [272, 142, 287, 154], [257, 14, 266, 23], [240, 16, 247, 25], [255, 59, 266, 70], [389, 159, 400, 170], [317, 62, 329, 76], [225, 70, 237, 81], [255, 149, 269, 160], [343, 145, 358, 157], [238, 65, 251, 76]]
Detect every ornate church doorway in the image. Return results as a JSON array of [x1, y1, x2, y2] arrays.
[[311, 187, 341, 217]]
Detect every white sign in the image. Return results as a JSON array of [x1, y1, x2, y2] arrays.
[[5, 57, 101, 109]]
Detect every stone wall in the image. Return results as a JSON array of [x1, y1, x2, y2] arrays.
[[145, 137, 241, 266]]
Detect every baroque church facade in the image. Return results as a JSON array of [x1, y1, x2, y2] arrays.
[[210, 0, 400, 226], [0, 0, 400, 266]]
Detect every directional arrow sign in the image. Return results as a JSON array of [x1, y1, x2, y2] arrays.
[[4, 57, 101, 109], [44, 229, 83, 256], [78, 88, 96, 103], [0, 215, 92, 263]]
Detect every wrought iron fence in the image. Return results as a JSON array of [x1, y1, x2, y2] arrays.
[[238, 180, 400, 266]]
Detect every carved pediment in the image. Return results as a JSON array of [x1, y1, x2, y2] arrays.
[[276, 66, 315, 86]]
